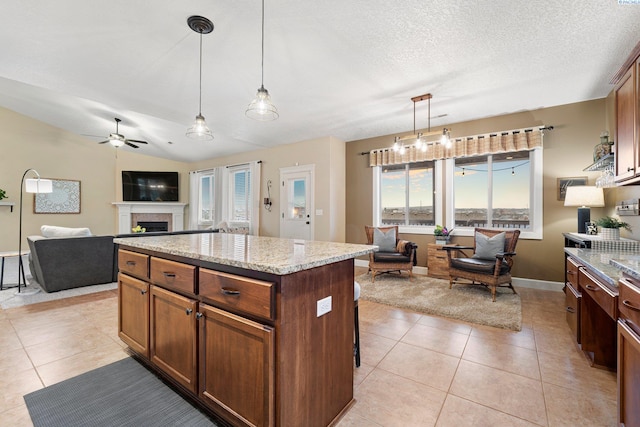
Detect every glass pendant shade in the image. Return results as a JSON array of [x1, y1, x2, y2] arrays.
[[25, 178, 53, 193], [246, 86, 279, 121], [109, 134, 125, 148], [186, 114, 213, 140]]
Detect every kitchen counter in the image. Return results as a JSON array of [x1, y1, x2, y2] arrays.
[[114, 233, 375, 275], [564, 247, 640, 287]]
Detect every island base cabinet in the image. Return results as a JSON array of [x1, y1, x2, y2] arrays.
[[565, 283, 581, 344], [118, 273, 149, 358], [198, 304, 274, 427], [150, 285, 198, 394], [618, 319, 640, 427]]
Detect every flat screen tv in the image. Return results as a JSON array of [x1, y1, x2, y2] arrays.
[[122, 171, 179, 202]]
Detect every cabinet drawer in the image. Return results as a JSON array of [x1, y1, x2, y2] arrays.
[[619, 278, 640, 326], [199, 269, 275, 321], [119, 249, 149, 280], [579, 268, 617, 320], [565, 282, 581, 344], [150, 257, 196, 295], [566, 257, 580, 289]]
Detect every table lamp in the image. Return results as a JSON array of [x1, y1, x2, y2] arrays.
[[564, 185, 605, 234]]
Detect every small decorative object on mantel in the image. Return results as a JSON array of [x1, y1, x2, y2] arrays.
[[434, 225, 452, 244], [586, 221, 598, 235], [0, 188, 6, 200], [595, 216, 631, 240], [593, 130, 614, 162]]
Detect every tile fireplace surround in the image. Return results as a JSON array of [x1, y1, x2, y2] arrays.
[[112, 202, 187, 234]]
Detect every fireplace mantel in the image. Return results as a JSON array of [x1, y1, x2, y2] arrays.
[[112, 202, 187, 234]]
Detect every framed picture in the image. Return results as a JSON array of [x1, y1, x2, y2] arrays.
[[557, 176, 587, 201], [34, 179, 81, 214]]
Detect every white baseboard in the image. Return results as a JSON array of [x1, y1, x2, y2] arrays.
[[354, 259, 563, 292]]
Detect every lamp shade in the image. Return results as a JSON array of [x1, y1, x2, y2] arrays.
[[25, 178, 53, 194], [564, 186, 604, 207]]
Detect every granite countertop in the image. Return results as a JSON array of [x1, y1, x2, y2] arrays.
[[114, 233, 376, 275], [564, 247, 640, 287]]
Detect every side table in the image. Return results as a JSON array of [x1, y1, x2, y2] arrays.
[[0, 250, 29, 290], [427, 243, 456, 279]]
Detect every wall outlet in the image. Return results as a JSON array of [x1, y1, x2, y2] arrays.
[[317, 296, 332, 317]]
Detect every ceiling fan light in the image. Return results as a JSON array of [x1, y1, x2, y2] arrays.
[[246, 86, 279, 121], [186, 114, 214, 141], [108, 133, 125, 148]]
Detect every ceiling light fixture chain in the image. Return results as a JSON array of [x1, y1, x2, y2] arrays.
[[186, 15, 214, 141], [393, 92, 451, 154], [246, 0, 279, 121]]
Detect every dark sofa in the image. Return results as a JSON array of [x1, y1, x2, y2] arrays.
[[28, 228, 218, 293]]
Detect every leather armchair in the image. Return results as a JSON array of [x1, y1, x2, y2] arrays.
[[365, 225, 417, 282], [444, 228, 520, 301]]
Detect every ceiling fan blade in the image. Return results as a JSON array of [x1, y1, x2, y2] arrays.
[[98, 140, 109, 144], [126, 139, 148, 144], [125, 141, 140, 148]]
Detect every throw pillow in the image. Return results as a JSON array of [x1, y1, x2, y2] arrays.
[[473, 231, 506, 260], [373, 228, 396, 252], [41, 225, 92, 238]]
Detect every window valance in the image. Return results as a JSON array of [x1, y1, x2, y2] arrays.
[[369, 126, 547, 167]]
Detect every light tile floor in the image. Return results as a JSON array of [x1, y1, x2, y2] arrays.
[[0, 273, 617, 427]]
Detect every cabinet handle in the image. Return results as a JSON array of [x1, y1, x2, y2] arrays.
[[584, 284, 599, 291], [221, 287, 240, 296], [196, 312, 203, 319], [628, 167, 635, 172], [185, 308, 193, 315], [566, 270, 574, 275], [126, 261, 136, 266], [163, 272, 176, 278], [566, 306, 575, 313], [140, 289, 147, 295], [623, 300, 640, 312]]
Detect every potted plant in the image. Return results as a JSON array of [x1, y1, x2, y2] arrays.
[[434, 225, 452, 244], [595, 216, 631, 240], [0, 188, 6, 201]]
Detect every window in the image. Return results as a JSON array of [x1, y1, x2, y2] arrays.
[[198, 173, 215, 224], [229, 166, 251, 223], [447, 149, 542, 239], [377, 161, 436, 228]]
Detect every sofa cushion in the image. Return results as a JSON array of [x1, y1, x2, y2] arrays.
[[373, 252, 411, 263], [451, 257, 510, 275], [41, 225, 92, 238]]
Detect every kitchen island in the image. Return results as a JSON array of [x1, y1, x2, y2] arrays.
[[114, 233, 375, 427]]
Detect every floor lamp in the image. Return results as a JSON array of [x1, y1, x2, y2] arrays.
[[564, 185, 604, 234], [18, 169, 52, 293]]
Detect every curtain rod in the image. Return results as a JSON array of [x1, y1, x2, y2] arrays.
[[226, 160, 262, 168]]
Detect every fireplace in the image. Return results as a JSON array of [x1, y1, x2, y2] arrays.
[[113, 202, 188, 234], [136, 221, 169, 232]]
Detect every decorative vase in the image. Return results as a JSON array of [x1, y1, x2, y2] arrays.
[[435, 236, 450, 245], [599, 227, 620, 240]]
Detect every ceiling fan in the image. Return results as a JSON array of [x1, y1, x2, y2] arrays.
[[98, 118, 149, 149]]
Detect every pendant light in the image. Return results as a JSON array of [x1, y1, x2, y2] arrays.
[[246, 0, 279, 121], [186, 16, 214, 140], [393, 93, 452, 152]]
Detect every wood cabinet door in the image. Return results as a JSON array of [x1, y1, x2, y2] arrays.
[[150, 285, 198, 393], [198, 303, 274, 427], [618, 319, 640, 427], [615, 64, 636, 182], [118, 273, 149, 357]]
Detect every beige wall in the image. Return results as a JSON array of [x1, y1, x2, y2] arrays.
[[189, 136, 346, 242], [345, 99, 640, 282], [0, 107, 190, 252]]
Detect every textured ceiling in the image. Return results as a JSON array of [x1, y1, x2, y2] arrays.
[[1, 0, 639, 162]]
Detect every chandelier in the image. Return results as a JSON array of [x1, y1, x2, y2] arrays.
[[392, 93, 451, 155]]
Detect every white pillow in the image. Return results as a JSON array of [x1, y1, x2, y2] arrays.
[[373, 228, 396, 252], [41, 225, 92, 238], [473, 231, 506, 260]]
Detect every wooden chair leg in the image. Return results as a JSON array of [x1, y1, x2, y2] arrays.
[[449, 277, 453, 289], [492, 285, 497, 302]]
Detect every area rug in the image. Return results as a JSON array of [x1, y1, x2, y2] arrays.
[[356, 273, 522, 331], [24, 357, 219, 427]]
